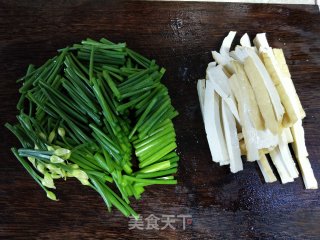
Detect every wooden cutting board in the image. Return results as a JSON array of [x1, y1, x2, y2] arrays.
[[0, 1, 319, 239]]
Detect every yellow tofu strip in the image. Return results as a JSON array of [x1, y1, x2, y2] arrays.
[[284, 127, 294, 143], [273, 49, 306, 119], [257, 153, 277, 183], [278, 132, 299, 179], [269, 147, 294, 184], [232, 61, 264, 130], [291, 120, 317, 189], [229, 74, 260, 161], [254, 33, 302, 127], [244, 56, 279, 134], [261, 50, 299, 127]]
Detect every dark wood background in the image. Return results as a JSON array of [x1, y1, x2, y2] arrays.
[[0, 1, 319, 239]]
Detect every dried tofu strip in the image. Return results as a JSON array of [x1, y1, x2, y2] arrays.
[[239, 139, 247, 156], [291, 120, 308, 159], [203, 81, 229, 163], [230, 45, 248, 63], [270, 147, 294, 184], [291, 120, 317, 189], [220, 31, 236, 58], [211, 31, 237, 74], [221, 100, 243, 173], [245, 48, 285, 124], [207, 65, 240, 122], [254, 33, 300, 127], [244, 55, 280, 134], [232, 61, 264, 130], [257, 154, 277, 183], [255, 128, 278, 150], [205, 62, 217, 79], [212, 51, 234, 74], [240, 33, 251, 47], [197, 31, 317, 189], [278, 132, 299, 179], [273, 49, 306, 119], [296, 156, 318, 189], [284, 127, 294, 143], [229, 74, 260, 161]]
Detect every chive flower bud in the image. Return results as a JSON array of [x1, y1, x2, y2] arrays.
[[39, 132, 47, 141], [41, 172, 56, 189], [46, 190, 58, 201], [36, 163, 45, 174], [50, 155, 65, 163], [48, 131, 56, 144], [54, 148, 71, 159], [58, 127, 66, 138]]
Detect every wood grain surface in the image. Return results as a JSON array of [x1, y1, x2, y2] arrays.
[[0, 1, 319, 239]]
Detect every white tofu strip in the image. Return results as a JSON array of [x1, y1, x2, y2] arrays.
[[203, 80, 229, 164], [220, 31, 237, 58], [212, 51, 234, 74], [207, 65, 240, 122], [211, 31, 237, 74], [221, 100, 243, 173], [284, 127, 294, 143], [269, 148, 294, 184], [240, 33, 251, 47], [256, 128, 278, 150], [232, 61, 264, 130], [297, 157, 318, 189], [278, 132, 299, 179], [291, 119, 308, 159], [229, 74, 260, 161], [197, 79, 206, 117], [257, 154, 277, 183], [291, 119, 318, 189], [230, 46, 248, 63]]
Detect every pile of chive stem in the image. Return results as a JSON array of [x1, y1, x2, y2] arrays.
[[6, 37, 179, 219]]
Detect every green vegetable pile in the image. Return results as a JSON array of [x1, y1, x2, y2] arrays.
[[6, 38, 179, 218]]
